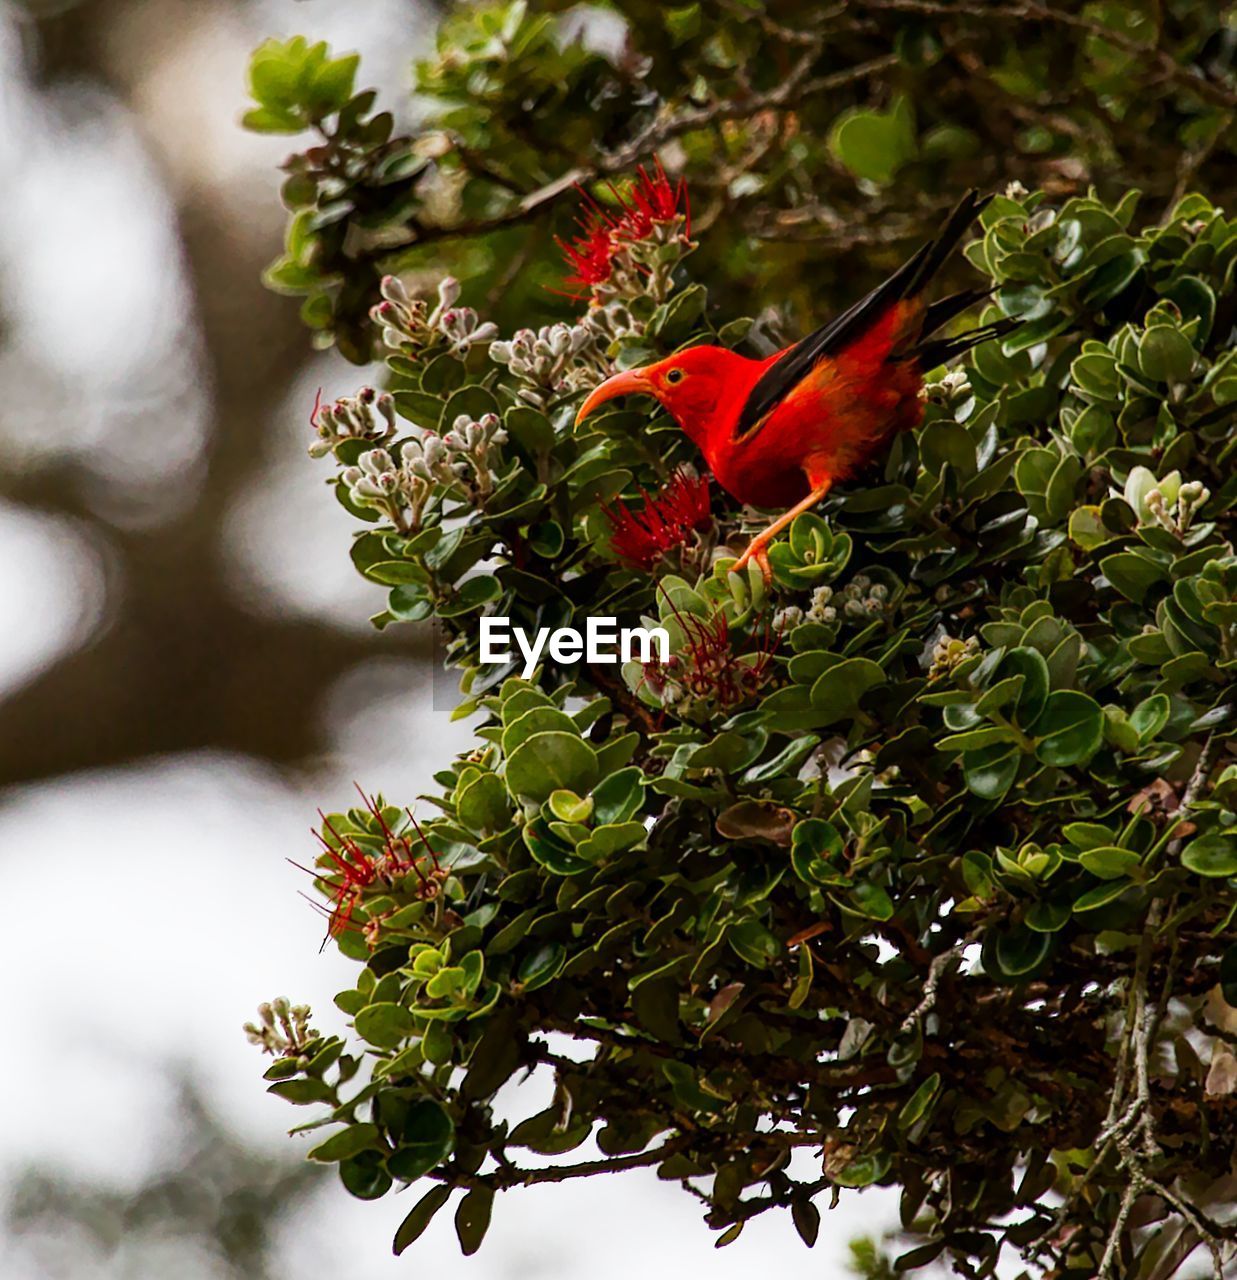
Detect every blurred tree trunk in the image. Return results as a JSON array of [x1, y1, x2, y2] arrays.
[[0, 0, 429, 786]]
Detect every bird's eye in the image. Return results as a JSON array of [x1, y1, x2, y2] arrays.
[[665, 367, 685, 385]]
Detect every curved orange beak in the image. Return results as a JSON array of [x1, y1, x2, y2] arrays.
[[575, 367, 655, 425]]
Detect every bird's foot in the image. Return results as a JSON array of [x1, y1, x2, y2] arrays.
[[732, 537, 772, 583]]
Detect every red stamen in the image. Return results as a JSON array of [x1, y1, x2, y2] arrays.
[[556, 209, 617, 294], [652, 587, 781, 710], [612, 157, 691, 243], [405, 807, 442, 873], [556, 159, 691, 298], [601, 468, 711, 571]]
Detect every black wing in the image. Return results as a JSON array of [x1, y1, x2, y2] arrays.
[[732, 189, 993, 441]]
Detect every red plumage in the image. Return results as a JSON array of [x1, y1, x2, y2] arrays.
[[577, 190, 1014, 576]]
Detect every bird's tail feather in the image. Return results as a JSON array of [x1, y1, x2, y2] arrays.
[[920, 287, 994, 339], [915, 317, 1020, 369], [901, 190, 993, 301]]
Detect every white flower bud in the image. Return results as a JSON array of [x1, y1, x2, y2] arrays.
[[381, 275, 409, 304], [437, 276, 461, 308]]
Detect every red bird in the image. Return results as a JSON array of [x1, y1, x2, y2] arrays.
[[576, 190, 1014, 577]]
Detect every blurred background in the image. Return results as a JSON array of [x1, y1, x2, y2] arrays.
[[0, 0, 905, 1274]]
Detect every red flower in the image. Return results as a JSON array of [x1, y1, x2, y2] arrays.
[[602, 468, 711, 570], [612, 157, 691, 243], [307, 813, 379, 941], [655, 592, 781, 710], [293, 786, 444, 948], [681, 611, 779, 707], [556, 208, 618, 294], [556, 157, 691, 297]]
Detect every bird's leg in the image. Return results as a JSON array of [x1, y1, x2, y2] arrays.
[[732, 478, 833, 581]]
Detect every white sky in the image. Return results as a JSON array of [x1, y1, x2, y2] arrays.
[[0, 1, 914, 1276]]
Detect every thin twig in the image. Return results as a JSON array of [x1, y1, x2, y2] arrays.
[[1098, 1183, 1137, 1278], [858, 0, 1237, 110], [899, 941, 967, 1036]]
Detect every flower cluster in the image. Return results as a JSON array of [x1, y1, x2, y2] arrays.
[[580, 299, 645, 346], [557, 158, 693, 304], [807, 576, 890, 625], [340, 447, 426, 531], [434, 412, 508, 500], [340, 413, 511, 530], [928, 632, 980, 680], [1124, 465, 1210, 537], [922, 367, 973, 408], [489, 322, 596, 407], [602, 468, 712, 571], [243, 997, 315, 1057], [299, 790, 446, 946], [309, 385, 397, 459], [371, 275, 497, 358], [650, 607, 779, 713], [639, 586, 780, 717]]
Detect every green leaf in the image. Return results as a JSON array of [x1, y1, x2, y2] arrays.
[[242, 106, 306, 134], [548, 789, 593, 824], [364, 560, 430, 586], [809, 658, 885, 722], [517, 942, 566, 990], [1137, 325, 1195, 383], [1025, 899, 1071, 933], [1101, 551, 1165, 604], [727, 920, 782, 968], [1032, 691, 1103, 767], [340, 1151, 392, 1200], [984, 926, 1053, 978], [828, 96, 916, 185], [387, 1100, 454, 1181], [897, 1073, 942, 1130], [963, 741, 1020, 800], [1079, 847, 1142, 880], [1001, 647, 1050, 725], [832, 1151, 892, 1188], [355, 1002, 416, 1049], [394, 1184, 452, 1255], [501, 704, 577, 749], [650, 283, 707, 341], [1181, 831, 1237, 878], [576, 821, 647, 861], [454, 1186, 494, 1256], [591, 766, 644, 825], [308, 53, 360, 115], [1063, 822, 1115, 851], [790, 818, 846, 886], [248, 39, 303, 110], [1129, 694, 1170, 744], [742, 734, 821, 783], [1073, 879, 1133, 912], [505, 732, 599, 802], [845, 881, 894, 921], [266, 1078, 333, 1105], [456, 772, 510, 834], [308, 1124, 382, 1163]]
